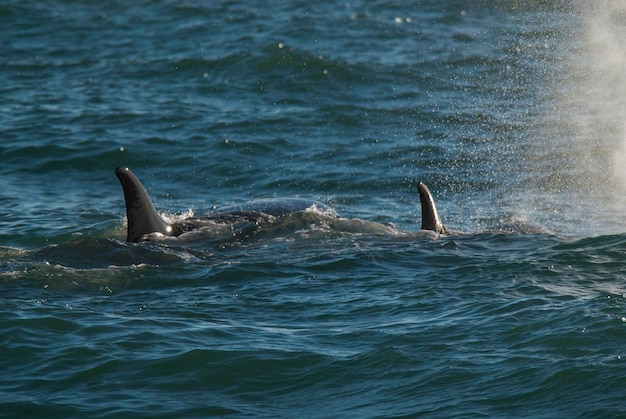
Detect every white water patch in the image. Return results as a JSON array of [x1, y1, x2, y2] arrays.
[[304, 203, 339, 218], [161, 209, 195, 224]]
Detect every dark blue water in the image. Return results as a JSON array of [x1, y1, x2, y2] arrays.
[[2, 1, 626, 417]]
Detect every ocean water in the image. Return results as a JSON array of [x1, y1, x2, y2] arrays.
[[2, 0, 626, 417]]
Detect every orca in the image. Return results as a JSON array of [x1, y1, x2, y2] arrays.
[[115, 167, 447, 243]]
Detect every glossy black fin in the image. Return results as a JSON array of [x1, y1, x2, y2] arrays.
[[418, 182, 446, 234], [115, 167, 174, 242]]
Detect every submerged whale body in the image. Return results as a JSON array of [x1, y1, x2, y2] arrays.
[[115, 167, 447, 243]]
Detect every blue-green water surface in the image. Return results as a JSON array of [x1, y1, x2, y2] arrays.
[[2, 1, 626, 417]]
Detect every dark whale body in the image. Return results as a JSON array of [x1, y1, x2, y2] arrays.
[[115, 167, 446, 243]]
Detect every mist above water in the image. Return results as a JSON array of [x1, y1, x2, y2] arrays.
[[525, 0, 626, 234]]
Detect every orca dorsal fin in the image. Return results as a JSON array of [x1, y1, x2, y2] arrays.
[[115, 167, 174, 242], [418, 182, 446, 234]]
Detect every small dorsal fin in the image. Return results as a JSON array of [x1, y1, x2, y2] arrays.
[[418, 182, 446, 234], [115, 167, 174, 242]]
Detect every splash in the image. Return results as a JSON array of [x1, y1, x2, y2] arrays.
[[614, 122, 626, 189], [534, 1, 626, 234], [436, 3, 626, 235], [579, 1, 626, 189]]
